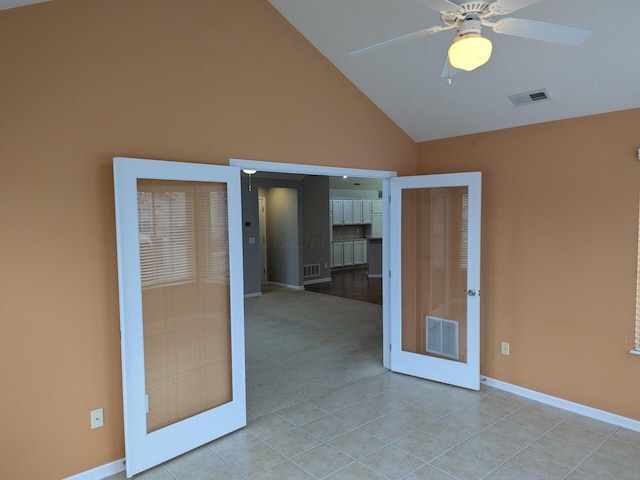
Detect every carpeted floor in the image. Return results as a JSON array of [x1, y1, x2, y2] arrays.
[[244, 285, 386, 420]]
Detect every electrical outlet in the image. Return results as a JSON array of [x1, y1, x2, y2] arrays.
[[90, 408, 104, 429], [501, 342, 510, 356]]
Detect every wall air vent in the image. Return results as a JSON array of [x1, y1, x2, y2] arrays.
[[303, 264, 320, 277], [509, 89, 551, 107], [426, 316, 459, 360]]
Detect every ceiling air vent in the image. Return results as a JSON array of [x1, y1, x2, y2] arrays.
[[509, 89, 551, 107]]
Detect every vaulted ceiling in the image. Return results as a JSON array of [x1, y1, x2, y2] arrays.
[[269, 0, 640, 142], [4, 1, 639, 143]]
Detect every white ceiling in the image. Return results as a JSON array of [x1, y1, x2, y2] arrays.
[[269, 0, 640, 142]]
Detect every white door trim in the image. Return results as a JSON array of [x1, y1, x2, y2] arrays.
[[230, 158, 396, 180], [230, 157, 395, 369]]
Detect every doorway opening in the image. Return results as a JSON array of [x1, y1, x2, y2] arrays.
[[231, 158, 395, 418]]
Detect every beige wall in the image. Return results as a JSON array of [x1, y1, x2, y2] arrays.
[[418, 108, 640, 422], [0, 1, 415, 478]]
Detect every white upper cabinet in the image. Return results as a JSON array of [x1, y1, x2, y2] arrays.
[[362, 200, 372, 224], [352, 200, 363, 224], [329, 199, 375, 225], [331, 199, 343, 225], [342, 200, 353, 224]]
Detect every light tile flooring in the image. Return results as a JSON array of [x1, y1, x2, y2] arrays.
[[106, 372, 640, 480]]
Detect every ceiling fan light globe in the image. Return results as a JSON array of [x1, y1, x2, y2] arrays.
[[448, 34, 493, 71]]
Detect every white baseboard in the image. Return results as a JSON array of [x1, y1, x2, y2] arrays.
[[64, 458, 125, 480], [303, 277, 332, 285], [244, 292, 262, 298], [482, 376, 640, 432]]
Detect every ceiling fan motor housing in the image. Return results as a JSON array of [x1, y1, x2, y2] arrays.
[[442, 2, 493, 26], [458, 18, 483, 37]]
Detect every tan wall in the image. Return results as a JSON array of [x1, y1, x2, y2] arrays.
[[0, 1, 415, 478], [417, 109, 640, 421]]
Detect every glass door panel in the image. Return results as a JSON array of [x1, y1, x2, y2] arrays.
[[401, 187, 469, 363], [137, 180, 233, 433]]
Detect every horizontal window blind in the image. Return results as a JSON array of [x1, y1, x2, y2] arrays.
[[459, 192, 468, 270], [196, 189, 229, 281], [138, 186, 195, 288], [431, 193, 446, 269]]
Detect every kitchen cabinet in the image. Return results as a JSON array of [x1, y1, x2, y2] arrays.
[[343, 241, 353, 266], [331, 239, 368, 267], [342, 200, 353, 224], [371, 213, 383, 238], [353, 239, 366, 265], [332, 242, 344, 267], [370, 200, 383, 236], [352, 200, 363, 224], [331, 200, 343, 225], [329, 199, 374, 225], [362, 200, 372, 224]]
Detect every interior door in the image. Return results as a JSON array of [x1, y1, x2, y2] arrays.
[[113, 157, 246, 477], [389, 172, 481, 390]]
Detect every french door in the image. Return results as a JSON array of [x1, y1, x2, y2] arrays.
[[389, 172, 482, 390], [113, 157, 246, 477]]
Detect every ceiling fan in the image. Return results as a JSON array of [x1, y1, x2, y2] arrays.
[[348, 0, 592, 79]]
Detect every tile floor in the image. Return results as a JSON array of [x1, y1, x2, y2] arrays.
[[106, 372, 640, 480]]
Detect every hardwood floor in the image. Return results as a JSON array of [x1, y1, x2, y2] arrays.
[[304, 267, 382, 305]]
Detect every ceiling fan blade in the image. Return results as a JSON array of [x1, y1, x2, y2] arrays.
[[411, 0, 462, 13], [492, 18, 592, 46], [492, 0, 545, 14], [348, 26, 447, 58]]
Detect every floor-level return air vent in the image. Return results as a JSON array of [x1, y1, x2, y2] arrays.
[[509, 88, 551, 107], [303, 264, 320, 277], [426, 316, 459, 360]]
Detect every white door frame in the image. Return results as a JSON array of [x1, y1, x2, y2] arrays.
[[230, 158, 396, 368]]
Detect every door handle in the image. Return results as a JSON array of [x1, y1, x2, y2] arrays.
[[465, 289, 479, 297]]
